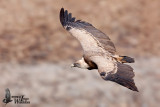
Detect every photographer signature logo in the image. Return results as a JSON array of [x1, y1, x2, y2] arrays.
[[2, 88, 12, 105], [12, 95, 30, 104], [2, 88, 30, 105]]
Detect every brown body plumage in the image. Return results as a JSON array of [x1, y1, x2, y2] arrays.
[[60, 8, 138, 92]]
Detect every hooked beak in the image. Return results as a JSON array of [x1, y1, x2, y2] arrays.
[[71, 63, 80, 68], [71, 63, 75, 68]]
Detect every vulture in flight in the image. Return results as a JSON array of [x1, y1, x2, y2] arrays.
[[60, 8, 138, 92]]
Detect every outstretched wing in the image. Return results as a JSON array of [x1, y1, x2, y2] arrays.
[[60, 8, 116, 54], [105, 63, 138, 91], [90, 56, 138, 92], [5, 88, 11, 100]]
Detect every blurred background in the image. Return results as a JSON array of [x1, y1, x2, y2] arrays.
[[0, 0, 160, 107]]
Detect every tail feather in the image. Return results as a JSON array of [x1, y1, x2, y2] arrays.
[[114, 56, 135, 63]]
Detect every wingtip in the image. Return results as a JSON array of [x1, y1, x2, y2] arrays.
[[135, 89, 139, 92], [60, 8, 65, 26], [129, 85, 139, 92], [133, 86, 139, 92], [60, 8, 75, 29], [60, 7, 64, 12]]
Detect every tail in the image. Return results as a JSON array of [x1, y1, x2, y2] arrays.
[[114, 55, 135, 63], [105, 63, 138, 92]]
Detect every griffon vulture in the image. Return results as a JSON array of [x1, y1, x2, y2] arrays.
[[60, 8, 138, 92]]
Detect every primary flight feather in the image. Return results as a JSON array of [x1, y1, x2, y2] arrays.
[[60, 8, 138, 92]]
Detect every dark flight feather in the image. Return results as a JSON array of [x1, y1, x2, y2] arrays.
[[104, 63, 138, 92], [59, 8, 116, 54]]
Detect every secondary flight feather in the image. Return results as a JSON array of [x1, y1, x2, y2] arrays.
[[60, 8, 138, 92]]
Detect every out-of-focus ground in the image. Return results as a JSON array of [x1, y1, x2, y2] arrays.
[[0, 58, 160, 107], [0, 0, 160, 107]]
